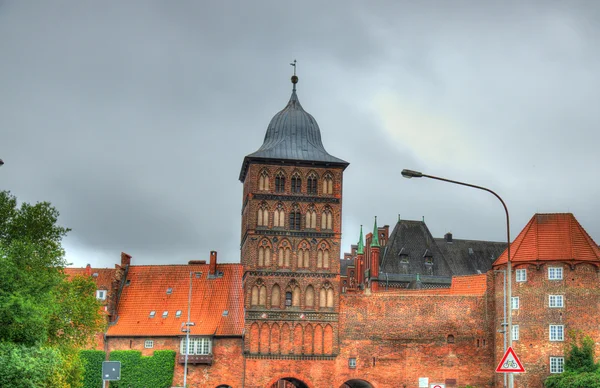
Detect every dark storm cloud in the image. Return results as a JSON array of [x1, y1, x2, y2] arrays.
[[1, 1, 598, 267]]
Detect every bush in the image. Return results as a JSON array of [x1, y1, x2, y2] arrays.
[[0, 342, 62, 388], [80, 350, 106, 388], [109, 350, 176, 388]]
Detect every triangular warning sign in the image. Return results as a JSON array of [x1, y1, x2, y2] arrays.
[[496, 347, 525, 373]]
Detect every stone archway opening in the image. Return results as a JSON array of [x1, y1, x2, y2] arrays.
[[340, 379, 374, 388], [271, 377, 310, 388]]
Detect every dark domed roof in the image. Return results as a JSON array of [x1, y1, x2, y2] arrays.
[[239, 86, 348, 181]]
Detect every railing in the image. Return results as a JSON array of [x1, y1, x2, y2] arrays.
[[178, 354, 213, 365]]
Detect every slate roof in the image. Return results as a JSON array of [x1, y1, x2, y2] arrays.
[[494, 213, 600, 266], [435, 237, 506, 275], [106, 263, 243, 337], [239, 87, 348, 181], [380, 220, 505, 278], [340, 258, 354, 277], [380, 220, 454, 277]]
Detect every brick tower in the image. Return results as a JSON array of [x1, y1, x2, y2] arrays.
[[238, 72, 349, 376]]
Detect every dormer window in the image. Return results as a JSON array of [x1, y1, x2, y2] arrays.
[[162, 311, 168, 318], [96, 290, 107, 300], [149, 311, 156, 318], [166, 288, 173, 295], [176, 310, 182, 318]]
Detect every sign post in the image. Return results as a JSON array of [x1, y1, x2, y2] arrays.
[[102, 361, 121, 388], [496, 347, 525, 373]]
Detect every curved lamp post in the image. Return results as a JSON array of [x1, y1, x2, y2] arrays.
[[0, 159, 4, 166], [401, 169, 513, 387]]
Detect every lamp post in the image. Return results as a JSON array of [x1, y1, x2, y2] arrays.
[[0, 159, 4, 166], [401, 169, 513, 388], [182, 271, 194, 388]]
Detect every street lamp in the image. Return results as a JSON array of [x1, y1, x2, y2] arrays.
[[401, 169, 513, 388], [0, 159, 4, 166]]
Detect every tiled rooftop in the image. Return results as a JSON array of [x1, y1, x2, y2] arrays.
[[494, 213, 600, 265], [64, 267, 115, 291], [106, 263, 243, 337]]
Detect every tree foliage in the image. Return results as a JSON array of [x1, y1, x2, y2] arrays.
[[545, 333, 600, 388], [0, 190, 104, 387]]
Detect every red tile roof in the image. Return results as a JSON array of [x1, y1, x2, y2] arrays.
[[494, 213, 600, 266], [380, 274, 488, 296], [64, 267, 116, 291], [106, 263, 243, 337]]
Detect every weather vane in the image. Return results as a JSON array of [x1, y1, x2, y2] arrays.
[[290, 59, 297, 76]]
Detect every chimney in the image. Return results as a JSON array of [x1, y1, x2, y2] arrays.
[[85, 264, 92, 276], [209, 251, 217, 275], [444, 232, 453, 243], [121, 252, 132, 267]]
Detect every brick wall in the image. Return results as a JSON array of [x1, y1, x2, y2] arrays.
[[493, 262, 600, 387]]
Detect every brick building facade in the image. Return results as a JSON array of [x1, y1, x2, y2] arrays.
[[69, 77, 600, 387]]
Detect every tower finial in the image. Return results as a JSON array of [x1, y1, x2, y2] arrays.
[[371, 216, 380, 247], [290, 59, 298, 91]]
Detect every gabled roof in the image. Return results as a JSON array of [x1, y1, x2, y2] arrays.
[[64, 267, 115, 291], [494, 213, 600, 266], [106, 263, 243, 337], [239, 85, 348, 182], [380, 220, 454, 276]]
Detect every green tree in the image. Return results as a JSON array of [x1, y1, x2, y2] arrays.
[[0, 190, 104, 387], [545, 333, 600, 388]]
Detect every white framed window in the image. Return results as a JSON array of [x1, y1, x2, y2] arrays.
[[511, 296, 520, 310], [512, 325, 519, 341], [149, 310, 156, 318], [548, 267, 563, 280], [162, 311, 168, 318], [180, 337, 212, 355], [515, 269, 527, 282], [550, 325, 564, 341], [176, 310, 182, 318], [144, 340, 154, 349], [550, 357, 564, 373], [96, 290, 107, 300], [348, 358, 357, 369], [549, 295, 564, 308]]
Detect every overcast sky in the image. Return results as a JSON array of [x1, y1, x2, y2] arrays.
[[1, 1, 598, 268]]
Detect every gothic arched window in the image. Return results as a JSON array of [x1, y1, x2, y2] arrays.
[[321, 208, 333, 230], [258, 240, 271, 267], [275, 171, 286, 193], [317, 243, 330, 269], [257, 202, 269, 227], [323, 173, 333, 195], [291, 172, 302, 193], [274, 203, 285, 228], [305, 205, 317, 229], [289, 204, 301, 230], [258, 170, 269, 191], [307, 172, 318, 195]]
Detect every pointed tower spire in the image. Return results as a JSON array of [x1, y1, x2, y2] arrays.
[[371, 216, 380, 247], [357, 225, 364, 254]]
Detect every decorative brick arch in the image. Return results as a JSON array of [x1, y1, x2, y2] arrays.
[[266, 374, 314, 388], [336, 379, 376, 388]]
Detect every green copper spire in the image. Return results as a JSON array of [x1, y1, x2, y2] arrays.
[[357, 225, 364, 254], [371, 216, 380, 247]]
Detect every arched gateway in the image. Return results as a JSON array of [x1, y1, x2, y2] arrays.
[[340, 380, 374, 388], [270, 377, 310, 388]]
